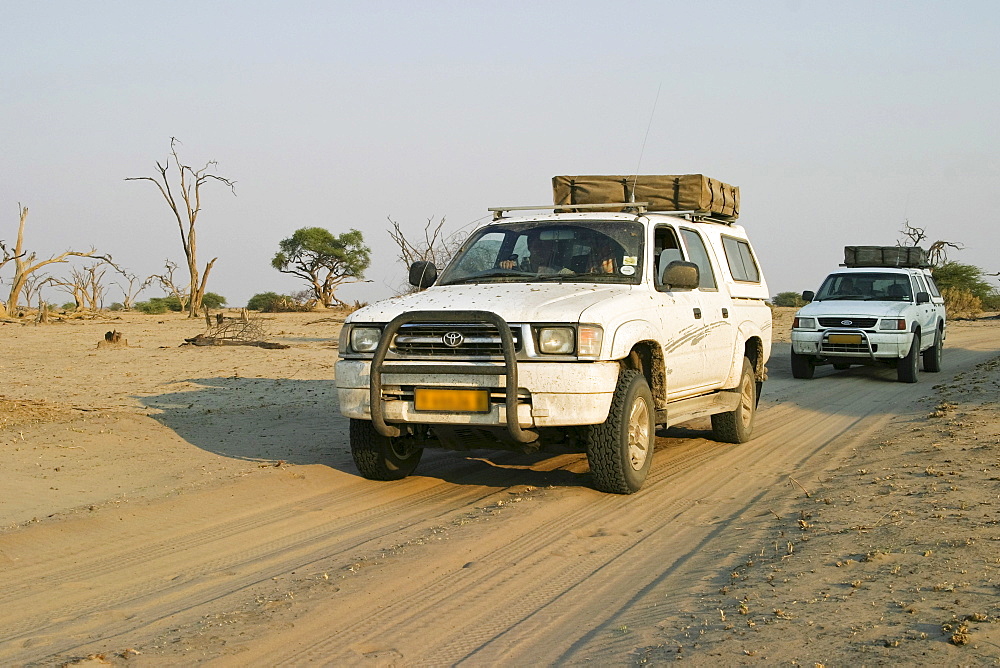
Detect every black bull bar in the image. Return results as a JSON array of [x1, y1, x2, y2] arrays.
[[368, 310, 539, 444]]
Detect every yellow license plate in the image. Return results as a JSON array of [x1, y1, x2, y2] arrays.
[[413, 388, 490, 413], [828, 334, 863, 345]]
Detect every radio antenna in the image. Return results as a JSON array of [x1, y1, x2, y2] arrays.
[[631, 83, 662, 200]]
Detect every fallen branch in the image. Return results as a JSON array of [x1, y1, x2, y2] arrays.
[[788, 477, 812, 498], [182, 334, 288, 349]]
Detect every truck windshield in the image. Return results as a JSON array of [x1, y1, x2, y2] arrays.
[[814, 272, 914, 301], [438, 220, 644, 286]]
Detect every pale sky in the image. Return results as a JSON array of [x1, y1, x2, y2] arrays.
[[2, 1, 998, 308]]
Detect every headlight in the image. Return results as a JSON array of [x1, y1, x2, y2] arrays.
[[879, 318, 907, 331], [793, 317, 816, 329], [538, 327, 575, 354], [349, 326, 382, 352], [577, 325, 603, 357]]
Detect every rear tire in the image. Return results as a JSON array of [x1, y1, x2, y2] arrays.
[[790, 351, 815, 379], [350, 419, 423, 480], [922, 327, 942, 372], [712, 357, 757, 444], [897, 332, 920, 383], [586, 369, 654, 494]]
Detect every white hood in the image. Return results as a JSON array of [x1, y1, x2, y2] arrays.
[[349, 282, 636, 324], [796, 300, 911, 319]]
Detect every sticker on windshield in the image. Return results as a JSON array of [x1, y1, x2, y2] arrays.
[[620, 265, 636, 276], [622, 256, 638, 266]]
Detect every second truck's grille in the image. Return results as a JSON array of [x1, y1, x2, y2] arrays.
[[392, 323, 521, 357], [818, 317, 878, 328]]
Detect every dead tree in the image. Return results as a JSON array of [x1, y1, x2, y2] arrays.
[[387, 216, 466, 292], [21, 274, 56, 311], [53, 263, 108, 310], [104, 257, 152, 310], [898, 220, 962, 267], [125, 138, 235, 318], [0, 204, 102, 317], [150, 259, 190, 312]]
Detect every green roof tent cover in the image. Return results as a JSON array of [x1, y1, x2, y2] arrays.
[[552, 174, 740, 220], [843, 246, 930, 269]]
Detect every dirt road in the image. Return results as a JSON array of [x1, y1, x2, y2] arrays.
[[1, 312, 998, 665]]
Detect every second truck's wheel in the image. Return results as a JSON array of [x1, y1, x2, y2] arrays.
[[922, 327, 943, 372], [586, 369, 654, 494], [897, 331, 920, 383], [711, 357, 757, 444], [790, 351, 815, 379], [350, 418, 424, 480]]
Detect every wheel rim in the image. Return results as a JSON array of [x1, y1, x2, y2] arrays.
[[388, 437, 414, 460], [626, 397, 650, 471], [739, 375, 754, 430]]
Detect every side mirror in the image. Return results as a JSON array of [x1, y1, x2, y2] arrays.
[[802, 290, 815, 303], [916, 291, 930, 305], [662, 261, 700, 290], [409, 261, 437, 289]]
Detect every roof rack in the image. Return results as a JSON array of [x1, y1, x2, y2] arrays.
[[487, 203, 731, 224], [488, 202, 648, 220]]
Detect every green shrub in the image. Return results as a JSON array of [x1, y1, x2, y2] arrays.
[[202, 292, 227, 309], [109, 303, 124, 312], [134, 296, 183, 314], [247, 291, 314, 312], [771, 291, 806, 307]]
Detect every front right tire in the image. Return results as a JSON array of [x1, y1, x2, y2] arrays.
[[350, 419, 424, 480], [790, 350, 815, 379]]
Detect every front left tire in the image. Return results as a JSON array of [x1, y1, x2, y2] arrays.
[[350, 419, 424, 480], [586, 369, 655, 494]]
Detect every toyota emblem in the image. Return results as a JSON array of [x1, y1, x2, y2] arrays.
[[841, 320, 853, 326], [442, 331, 464, 348]]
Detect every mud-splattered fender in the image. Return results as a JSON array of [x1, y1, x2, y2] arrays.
[[608, 319, 662, 359]]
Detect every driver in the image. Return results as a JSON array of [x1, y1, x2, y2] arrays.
[[500, 234, 565, 273]]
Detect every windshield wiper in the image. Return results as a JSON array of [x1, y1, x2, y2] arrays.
[[441, 270, 534, 285]]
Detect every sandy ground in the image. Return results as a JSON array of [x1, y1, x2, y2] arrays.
[[1, 307, 999, 666]]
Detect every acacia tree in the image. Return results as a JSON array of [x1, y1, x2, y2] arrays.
[[0, 204, 101, 317], [271, 227, 370, 307], [125, 138, 235, 318]]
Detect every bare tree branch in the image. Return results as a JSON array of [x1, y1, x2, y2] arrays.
[[126, 138, 235, 317]]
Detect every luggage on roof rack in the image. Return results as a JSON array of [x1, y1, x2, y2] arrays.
[[843, 246, 931, 268], [552, 174, 740, 220]]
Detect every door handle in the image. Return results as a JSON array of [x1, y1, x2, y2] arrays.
[[722, 308, 729, 318], [693, 308, 702, 319]]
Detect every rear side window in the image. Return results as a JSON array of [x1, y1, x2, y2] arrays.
[[680, 228, 717, 290], [925, 274, 941, 297], [721, 236, 760, 283]]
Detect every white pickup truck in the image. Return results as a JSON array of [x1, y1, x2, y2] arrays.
[[790, 250, 946, 383], [337, 193, 771, 493]]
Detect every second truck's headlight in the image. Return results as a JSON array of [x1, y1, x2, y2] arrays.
[[350, 327, 382, 352], [538, 327, 575, 354]]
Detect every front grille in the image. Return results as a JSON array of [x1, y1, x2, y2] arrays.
[[822, 342, 879, 354], [818, 317, 878, 328], [392, 323, 521, 358]]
